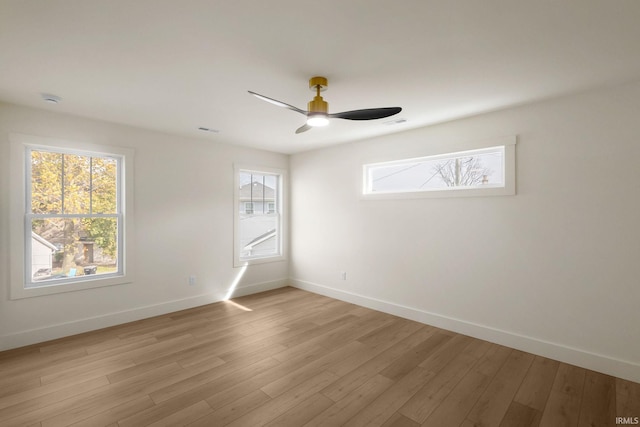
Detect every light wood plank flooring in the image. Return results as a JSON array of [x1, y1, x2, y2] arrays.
[[1, 287, 638, 426]]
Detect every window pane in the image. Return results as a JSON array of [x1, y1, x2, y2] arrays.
[[63, 153, 91, 214], [30, 217, 118, 285], [239, 215, 278, 259], [31, 150, 63, 214], [238, 171, 279, 260], [92, 157, 118, 214], [368, 147, 505, 193]]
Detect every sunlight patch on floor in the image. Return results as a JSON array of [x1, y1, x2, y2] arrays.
[[224, 300, 253, 312]]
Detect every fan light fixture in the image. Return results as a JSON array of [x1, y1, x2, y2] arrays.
[[307, 114, 329, 127]]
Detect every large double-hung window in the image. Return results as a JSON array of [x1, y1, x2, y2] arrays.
[[10, 134, 134, 298]]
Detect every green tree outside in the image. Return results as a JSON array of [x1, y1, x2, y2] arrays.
[[30, 150, 118, 276]]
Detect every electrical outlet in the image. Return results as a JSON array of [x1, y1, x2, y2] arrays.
[[340, 271, 347, 280], [189, 275, 196, 286]]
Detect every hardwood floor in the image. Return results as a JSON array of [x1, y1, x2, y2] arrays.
[[0, 287, 638, 426]]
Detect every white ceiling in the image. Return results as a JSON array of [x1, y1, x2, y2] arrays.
[[2, 1, 640, 154]]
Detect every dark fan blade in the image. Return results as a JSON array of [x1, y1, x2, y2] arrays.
[[248, 91, 307, 115], [295, 123, 312, 134], [329, 107, 402, 121]]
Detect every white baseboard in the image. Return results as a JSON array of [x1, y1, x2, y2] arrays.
[[0, 278, 288, 352], [227, 278, 289, 299], [290, 278, 640, 384], [5, 276, 638, 384]]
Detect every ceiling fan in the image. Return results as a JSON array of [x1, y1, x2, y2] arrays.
[[248, 76, 402, 134]]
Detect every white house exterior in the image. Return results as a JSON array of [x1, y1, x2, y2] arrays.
[[31, 232, 57, 278], [239, 181, 275, 214], [238, 182, 278, 258]]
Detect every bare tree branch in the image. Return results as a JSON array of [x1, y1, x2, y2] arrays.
[[432, 156, 492, 187]]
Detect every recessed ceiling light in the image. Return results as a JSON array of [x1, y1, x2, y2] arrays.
[[198, 127, 219, 133], [41, 93, 62, 104]]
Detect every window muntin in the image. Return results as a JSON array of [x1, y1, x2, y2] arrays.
[[26, 147, 123, 287], [234, 167, 285, 265]]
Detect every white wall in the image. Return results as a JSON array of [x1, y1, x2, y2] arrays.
[[0, 103, 289, 349], [289, 81, 640, 383]]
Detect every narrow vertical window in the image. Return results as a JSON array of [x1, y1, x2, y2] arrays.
[[234, 166, 285, 266]]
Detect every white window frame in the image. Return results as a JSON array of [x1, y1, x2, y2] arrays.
[[244, 202, 254, 214], [9, 134, 135, 299], [362, 135, 516, 199], [233, 164, 286, 267]]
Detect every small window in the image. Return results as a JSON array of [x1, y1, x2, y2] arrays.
[[363, 137, 516, 198], [234, 165, 285, 266]]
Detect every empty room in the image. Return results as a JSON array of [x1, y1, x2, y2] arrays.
[[1, 1, 639, 426]]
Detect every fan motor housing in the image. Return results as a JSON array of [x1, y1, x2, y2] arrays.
[[308, 96, 328, 114]]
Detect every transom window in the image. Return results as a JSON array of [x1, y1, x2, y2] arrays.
[[363, 137, 516, 198]]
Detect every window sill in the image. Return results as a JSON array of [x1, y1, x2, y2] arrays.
[[11, 274, 133, 299], [362, 184, 515, 200], [234, 254, 286, 268]]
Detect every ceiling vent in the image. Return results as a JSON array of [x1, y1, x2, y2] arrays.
[[41, 93, 62, 104], [383, 118, 407, 125], [198, 127, 219, 133]]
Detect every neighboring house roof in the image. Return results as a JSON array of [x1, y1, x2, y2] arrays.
[[31, 232, 57, 251], [239, 182, 275, 201], [244, 229, 276, 250]]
